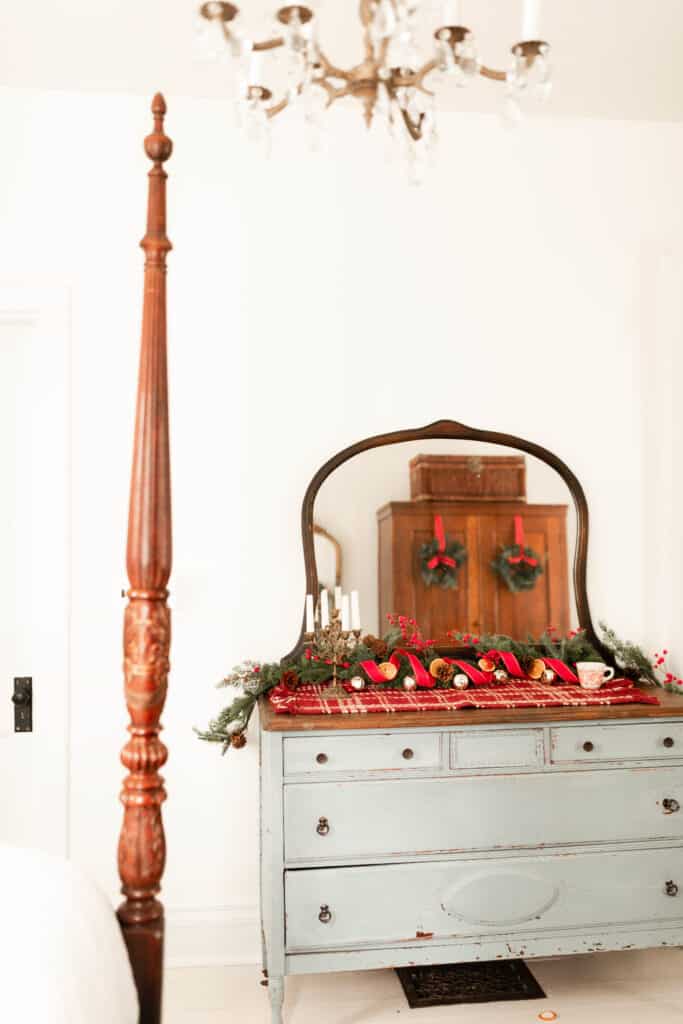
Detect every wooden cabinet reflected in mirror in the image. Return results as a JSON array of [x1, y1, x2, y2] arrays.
[[378, 454, 569, 642], [297, 420, 594, 656]]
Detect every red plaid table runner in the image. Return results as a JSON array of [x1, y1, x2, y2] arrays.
[[269, 678, 660, 716]]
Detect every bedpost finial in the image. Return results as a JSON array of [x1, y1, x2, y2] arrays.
[[145, 92, 173, 164]]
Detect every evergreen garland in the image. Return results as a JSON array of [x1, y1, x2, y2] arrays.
[[197, 620, 678, 752]]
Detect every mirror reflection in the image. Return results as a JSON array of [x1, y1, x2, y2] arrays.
[[314, 440, 578, 643]]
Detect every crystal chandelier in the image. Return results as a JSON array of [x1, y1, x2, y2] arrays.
[[197, 1, 552, 166]]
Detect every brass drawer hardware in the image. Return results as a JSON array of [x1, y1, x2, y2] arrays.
[[582, 741, 594, 753], [402, 748, 415, 760], [316, 816, 330, 836], [665, 881, 679, 897], [663, 737, 675, 749], [663, 798, 680, 814], [316, 753, 328, 764], [318, 904, 332, 924]]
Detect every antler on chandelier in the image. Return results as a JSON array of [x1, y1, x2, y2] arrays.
[[198, 0, 551, 147]]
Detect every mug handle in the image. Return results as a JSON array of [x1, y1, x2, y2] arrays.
[[603, 666, 615, 682]]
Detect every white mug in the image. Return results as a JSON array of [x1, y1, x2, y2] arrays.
[[576, 661, 615, 691]]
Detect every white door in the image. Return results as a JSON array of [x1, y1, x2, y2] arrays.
[[0, 285, 70, 855]]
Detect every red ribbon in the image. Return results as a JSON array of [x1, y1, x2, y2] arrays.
[[444, 659, 493, 686], [427, 514, 458, 572], [484, 649, 526, 678], [360, 650, 434, 688], [508, 515, 538, 567], [542, 657, 578, 683]]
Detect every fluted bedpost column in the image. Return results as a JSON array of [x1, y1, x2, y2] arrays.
[[117, 93, 173, 1024]]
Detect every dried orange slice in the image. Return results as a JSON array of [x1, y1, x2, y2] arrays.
[[528, 658, 545, 680], [429, 658, 448, 679], [378, 661, 398, 681], [478, 657, 496, 673]]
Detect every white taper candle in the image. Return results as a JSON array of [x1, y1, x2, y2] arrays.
[[350, 590, 361, 631], [521, 0, 540, 40], [334, 586, 342, 610], [341, 594, 350, 631], [442, 0, 462, 24], [305, 594, 314, 633], [320, 589, 329, 628]]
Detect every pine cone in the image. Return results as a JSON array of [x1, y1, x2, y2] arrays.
[[430, 658, 455, 684], [231, 731, 247, 749], [362, 634, 388, 659], [280, 669, 300, 691]]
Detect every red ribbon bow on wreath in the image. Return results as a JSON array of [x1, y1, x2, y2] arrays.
[[426, 515, 457, 570], [507, 515, 538, 567]]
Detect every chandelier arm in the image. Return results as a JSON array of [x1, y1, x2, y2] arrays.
[[252, 36, 285, 51], [314, 78, 344, 106], [318, 51, 352, 82], [479, 64, 507, 82], [215, 20, 284, 52]]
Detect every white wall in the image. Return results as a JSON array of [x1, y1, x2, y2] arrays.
[[1, 85, 682, 964]]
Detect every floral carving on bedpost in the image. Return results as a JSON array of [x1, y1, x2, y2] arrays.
[[117, 92, 173, 1024]]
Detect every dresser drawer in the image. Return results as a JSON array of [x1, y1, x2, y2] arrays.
[[284, 768, 683, 862], [285, 847, 683, 952], [550, 723, 683, 764], [283, 733, 441, 776], [450, 730, 543, 770]]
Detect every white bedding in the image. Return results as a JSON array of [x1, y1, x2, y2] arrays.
[[0, 843, 138, 1024]]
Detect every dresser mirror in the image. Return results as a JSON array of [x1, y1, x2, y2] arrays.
[[297, 420, 597, 654]]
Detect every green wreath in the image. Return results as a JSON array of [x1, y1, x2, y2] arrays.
[[492, 544, 543, 593], [419, 536, 467, 589]]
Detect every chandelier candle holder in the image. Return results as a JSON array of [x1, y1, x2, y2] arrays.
[[305, 589, 361, 700], [198, 0, 552, 167]]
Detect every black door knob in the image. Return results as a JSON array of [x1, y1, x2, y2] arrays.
[[582, 741, 594, 753], [664, 737, 675, 749], [665, 880, 679, 897], [11, 691, 30, 706], [316, 816, 330, 836]]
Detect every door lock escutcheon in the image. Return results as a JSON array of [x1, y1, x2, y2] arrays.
[[12, 677, 32, 732]]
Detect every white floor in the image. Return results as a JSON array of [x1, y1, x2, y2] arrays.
[[164, 949, 683, 1023]]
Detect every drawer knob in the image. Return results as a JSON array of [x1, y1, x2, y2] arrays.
[[663, 798, 680, 814], [318, 904, 332, 924], [316, 753, 328, 765], [582, 741, 594, 753], [316, 816, 330, 836], [402, 748, 414, 760], [665, 880, 679, 897], [664, 737, 675, 749]]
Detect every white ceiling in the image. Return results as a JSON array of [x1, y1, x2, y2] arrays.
[[1, 0, 683, 122]]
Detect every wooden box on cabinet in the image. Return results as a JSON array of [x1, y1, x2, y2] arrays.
[[377, 500, 569, 639], [409, 454, 527, 503]]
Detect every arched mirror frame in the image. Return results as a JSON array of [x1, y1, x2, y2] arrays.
[[288, 418, 605, 661]]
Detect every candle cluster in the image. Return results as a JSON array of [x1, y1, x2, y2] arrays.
[[305, 587, 361, 634]]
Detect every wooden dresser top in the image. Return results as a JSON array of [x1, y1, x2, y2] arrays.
[[259, 688, 683, 732]]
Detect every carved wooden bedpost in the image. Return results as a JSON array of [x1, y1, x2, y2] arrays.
[[117, 93, 173, 1024]]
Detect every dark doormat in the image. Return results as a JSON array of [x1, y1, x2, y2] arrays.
[[395, 960, 546, 1007]]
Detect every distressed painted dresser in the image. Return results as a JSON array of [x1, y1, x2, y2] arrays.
[[259, 693, 683, 1023]]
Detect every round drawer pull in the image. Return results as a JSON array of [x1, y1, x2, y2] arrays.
[[318, 904, 332, 924], [582, 741, 594, 753], [316, 816, 330, 836], [665, 880, 679, 897], [664, 737, 675, 749], [402, 748, 414, 760], [663, 798, 680, 814], [316, 753, 328, 765]]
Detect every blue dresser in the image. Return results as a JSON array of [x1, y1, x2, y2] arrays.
[[259, 696, 683, 1022]]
